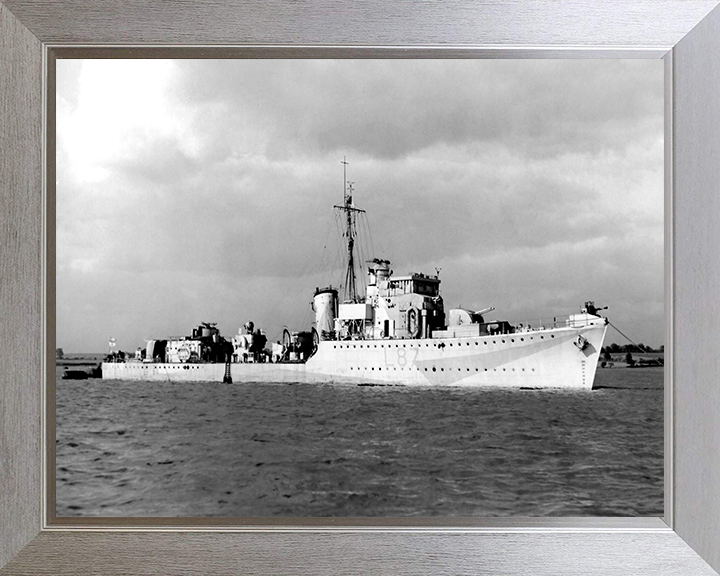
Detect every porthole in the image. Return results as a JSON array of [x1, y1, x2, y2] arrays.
[[511, 339, 515, 343], [551, 335, 555, 338], [432, 367, 436, 372], [520, 338, 524, 342]]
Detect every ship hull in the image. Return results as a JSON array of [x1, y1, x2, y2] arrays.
[[102, 322, 607, 389]]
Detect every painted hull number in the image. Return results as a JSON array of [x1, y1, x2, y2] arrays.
[[383, 346, 418, 368]]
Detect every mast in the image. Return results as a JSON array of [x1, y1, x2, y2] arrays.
[[334, 157, 365, 302]]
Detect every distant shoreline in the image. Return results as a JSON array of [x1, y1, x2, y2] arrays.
[[56, 353, 104, 367], [57, 360, 102, 367]]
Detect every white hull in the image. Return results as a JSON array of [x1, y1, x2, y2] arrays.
[[102, 322, 607, 389]]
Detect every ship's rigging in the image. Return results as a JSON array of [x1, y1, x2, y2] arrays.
[[333, 157, 366, 303]]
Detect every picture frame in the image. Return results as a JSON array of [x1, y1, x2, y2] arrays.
[[2, 1, 719, 574]]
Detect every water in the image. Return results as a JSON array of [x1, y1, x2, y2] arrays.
[[55, 366, 663, 517]]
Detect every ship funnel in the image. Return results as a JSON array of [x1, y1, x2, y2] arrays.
[[313, 287, 338, 340]]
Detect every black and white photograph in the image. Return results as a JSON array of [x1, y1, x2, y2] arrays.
[[55, 59, 664, 518]]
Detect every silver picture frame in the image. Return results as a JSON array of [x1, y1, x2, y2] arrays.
[[2, 1, 719, 574]]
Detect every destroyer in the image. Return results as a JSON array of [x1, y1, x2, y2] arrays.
[[103, 164, 608, 389]]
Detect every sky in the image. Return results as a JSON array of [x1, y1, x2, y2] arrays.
[[56, 59, 664, 353]]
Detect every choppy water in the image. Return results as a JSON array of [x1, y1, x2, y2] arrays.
[[56, 366, 663, 517]]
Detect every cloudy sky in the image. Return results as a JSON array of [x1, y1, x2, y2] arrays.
[[56, 59, 664, 353]]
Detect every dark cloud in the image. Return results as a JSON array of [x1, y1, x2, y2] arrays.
[[174, 60, 662, 161]]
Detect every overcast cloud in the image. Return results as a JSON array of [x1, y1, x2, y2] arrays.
[[56, 59, 664, 352]]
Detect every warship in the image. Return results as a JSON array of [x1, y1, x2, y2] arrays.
[[103, 163, 608, 389]]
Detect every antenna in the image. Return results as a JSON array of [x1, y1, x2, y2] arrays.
[[341, 156, 349, 198], [435, 267, 442, 277]]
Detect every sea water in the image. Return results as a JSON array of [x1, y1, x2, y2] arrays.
[[55, 366, 663, 517]]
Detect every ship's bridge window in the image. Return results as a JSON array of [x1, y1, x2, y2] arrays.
[[412, 280, 439, 296]]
